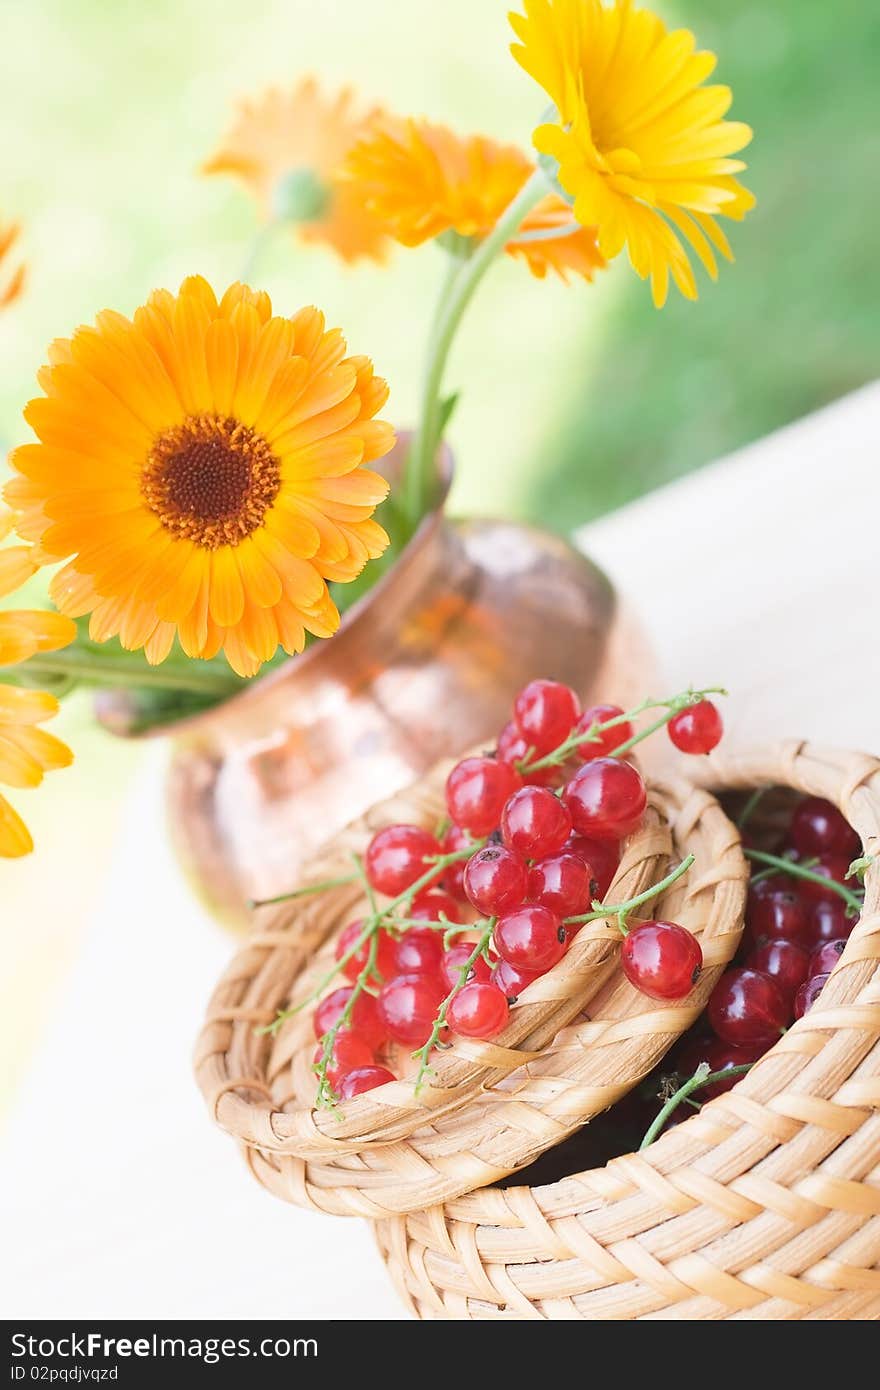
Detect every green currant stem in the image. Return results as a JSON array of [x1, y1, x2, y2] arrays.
[[405, 166, 550, 525], [249, 872, 359, 910], [639, 1061, 755, 1149], [563, 854, 695, 933], [412, 917, 497, 1093], [313, 856, 381, 1107], [736, 786, 768, 830], [744, 848, 864, 914], [748, 855, 817, 887], [15, 645, 242, 698]]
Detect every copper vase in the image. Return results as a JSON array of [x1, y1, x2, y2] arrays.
[[144, 452, 654, 926]]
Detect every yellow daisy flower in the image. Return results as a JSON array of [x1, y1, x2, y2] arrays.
[[0, 222, 25, 310], [346, 117, 605, 282], [0, 685, 73, 858], [5, 276, 395, 678], [203, 78, 390, 265], [510, 0, 755, 305]]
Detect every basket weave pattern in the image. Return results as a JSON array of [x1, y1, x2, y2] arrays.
[[375, 743, 880, 1320], [196, 761, 747, 1218]]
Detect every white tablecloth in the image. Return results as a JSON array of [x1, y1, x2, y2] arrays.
[[2, 383, 878, 1319]]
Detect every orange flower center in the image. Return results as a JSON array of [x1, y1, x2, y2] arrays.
[[141, 414, 280, 549]]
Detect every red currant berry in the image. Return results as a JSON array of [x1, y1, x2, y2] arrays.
[[667, 700, 723, 755], [314, 1031, 375, 1087], [394, 928, 444, 976], [698, 1039, 766, 1099], [463, 845, 528, 915], [809, 938, 847, 978], [410, 889, 462, 923], [335, 919, 397, 983], [447, 980, 510, 1039], [501, 785, 572, 860], [513, 679, 580, 756], [795, 854, 851, 905], [566, 834, 620, 898], [377, 973, 446, 1047], [496, 721, 560, 788], [620, 920, 702, 1001], [338, 1066, 396, 1099], [365, 824, 440, 897], [445, 756, 521, 836], [808, 897, 858, 946], [794, 973, 829, 1019], [789, 796, 860, 861], [563, 757, 647, 841], [707, 968, 789, 1046], [439, 825, 474, 901], [574, 703, 633, 761], [528, 852, 594, 918], [313, 987, 387, 1050], [441, 944, 491, 991], [491, 958, 540, 1002], [493, 904, 567, 973], [745, 939, 810, 1004], [746, 888, 810, 947]]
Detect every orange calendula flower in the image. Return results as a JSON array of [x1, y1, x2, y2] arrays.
[[0, 222, 25, 309], [5, 276, 395, 678], [345, 118, 605, 282], [0, 685, 73, 858], [510, 0, 754, 305], [0, 609, 77, 668], [203, 78, 390, 264]]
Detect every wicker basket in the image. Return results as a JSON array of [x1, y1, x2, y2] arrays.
[[196, 757, 746, 1217], [374, 742, 880, 1320]]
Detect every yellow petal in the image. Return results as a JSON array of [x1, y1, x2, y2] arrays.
[[0, 794, 32, 857], [0, 546, 37, 599]]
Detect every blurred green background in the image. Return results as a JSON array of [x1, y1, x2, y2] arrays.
[[1, 0, 877, 1106]]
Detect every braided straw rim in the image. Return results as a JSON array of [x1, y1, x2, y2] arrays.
[[195, 758, 747, 1216], [375, 741, 880, 1320]]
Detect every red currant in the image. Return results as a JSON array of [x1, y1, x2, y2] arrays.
[[667, 699, 723, 755], [528, 852, 594, 918], [365, 824, 440, 897], [338, 1066, 396, 1099], [439, 824, 474, 901], [313, 1031, 375, 1087], [746, 888, 810, 947], [574, 703, 633, 760], [513, 679, 580, 756], [335, 919, 397, 983], [377, 973, 446, 1046], [809, 938, 847, 978], [442, 944, 491, 991], [501, 785, 571, 860], [491, 958, 540, 1002], [563, 758, 647, 840], [795, 854, 851, 905], [620, 920, 702, 1001], [447, 981, 510, 1039], [394, 928, 444, 976], [745, 939, 810, 1004], [410, 889, 462, 923], [707, 968, 789, 1046], [463, 845, 528, 915], [496, 721, 560, 788], [445, 756, 521, 836], [698, 1039, 766, 1099], [493, 904, 567, 973], [789, 796, 860, 861], [795, 973, 829, 1019], [808, 897, 858, 945], [313, 987, 387, 1050], [566, 834, 620, 898]]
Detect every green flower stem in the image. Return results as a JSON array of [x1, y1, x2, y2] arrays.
[[744, 847, 864, 915], [639, 1061, 756, 1150], [14, 644, 242, 698], [513, 221, 580, 243], [240, 220, 279, 283], [405, 166, 550, 525], [412, 917, 497, 1093]]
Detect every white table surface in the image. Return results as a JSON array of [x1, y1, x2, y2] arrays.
[[2, 383, 878, 1320]]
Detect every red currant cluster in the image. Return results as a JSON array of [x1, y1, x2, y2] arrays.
[[287, 681, 726, 1106]]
